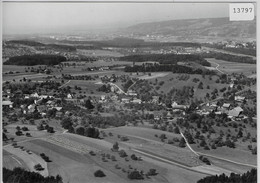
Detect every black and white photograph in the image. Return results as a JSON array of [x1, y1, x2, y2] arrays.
[[1, 1, 257, 183]]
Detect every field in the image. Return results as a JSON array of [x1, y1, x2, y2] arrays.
[[205, 58, 256, 76], [77, 49, 123, 57], [7, 132, 207, 183], [3, 124, 222, 183]]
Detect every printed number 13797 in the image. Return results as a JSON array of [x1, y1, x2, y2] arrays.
[[233, 8, 252, 13]]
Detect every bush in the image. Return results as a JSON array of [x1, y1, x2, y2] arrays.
[[15, 130, 23, 136], [111, 142, 119, 152], [111, 155, 116, 161], [22, 126, 29, 131], [26, 133, 31, 137], [199, 155, 211, 165], [131, 154, 138, 161], [34, 164, 44, 171], [147, 169, 157, 176], [47, 126, 55, 133], [118, 150, 127, 158], [128, 170, 144, 180], [89, 151, 96, 156], [94, 170, 106, 177]]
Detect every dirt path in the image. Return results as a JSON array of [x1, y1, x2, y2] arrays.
[[207, 60, 224, 74]]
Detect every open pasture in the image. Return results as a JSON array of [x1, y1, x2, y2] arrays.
[[3, 150, 29, 171], [192, 144, 257, 167], [23, 139, 128, 183]]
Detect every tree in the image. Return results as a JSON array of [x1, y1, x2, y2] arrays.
[[3, 133, 8, 141], [47, 126, 55, 133], [252, 147, 257, 155], [85, 99, 94, 110], [15, 130, 23, 136], [174, 126, 180, 134], [112, 142, 119, 151], [22, 126, 29, 131], [61, 117, 73, 130], [179, 138, 186, 148], [118, 150, 127, 157], [128, 170, 144, 180], [85, 127, 99, 138], [94, 170, 106, 177], [34, 164, 44, 171], [147, 169, 157, 176], [75, 126, 85, 136]]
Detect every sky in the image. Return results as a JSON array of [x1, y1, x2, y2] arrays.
[[3, 2, 230, 35]]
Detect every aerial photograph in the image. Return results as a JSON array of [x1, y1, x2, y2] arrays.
[[2, 2, 257, 183]]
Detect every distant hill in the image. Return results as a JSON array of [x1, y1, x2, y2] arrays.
[[123, 17, 256, 41]]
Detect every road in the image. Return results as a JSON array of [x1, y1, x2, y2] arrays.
[[59, 80, 71, 89], [132, 148, 213, 176]]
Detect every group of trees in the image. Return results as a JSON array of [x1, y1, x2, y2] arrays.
[[75, 126, 100, 138], [125, 64, 214, 75], [4, 54, 67, 66], [61, 74, 94, 80], [3, 167, 63, 183], [197, 168, 257, 183], [121, 53, 209, 66]]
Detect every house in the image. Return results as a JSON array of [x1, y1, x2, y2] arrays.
[[31, 92, 39, 98], [46, 100, 54, 106], [67, 94, 73, 99], [233, 106, 243, 113], [28, 104, 36, 113], [53, 107, 63, 111], [127, 89, 137, 96], [235, 96, 245, 102], [37, 105, 47, 113], [132, 98, 142, 104], [228, 106, 243, 118], [151, 96, 160, 104], [111, 95, 118, 101], [121, 98, 130, 103], [2, 100, 13, 108], [171, 101, 187, 110], [222, 103, 231, 110], [56, 111, 63, 118]]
